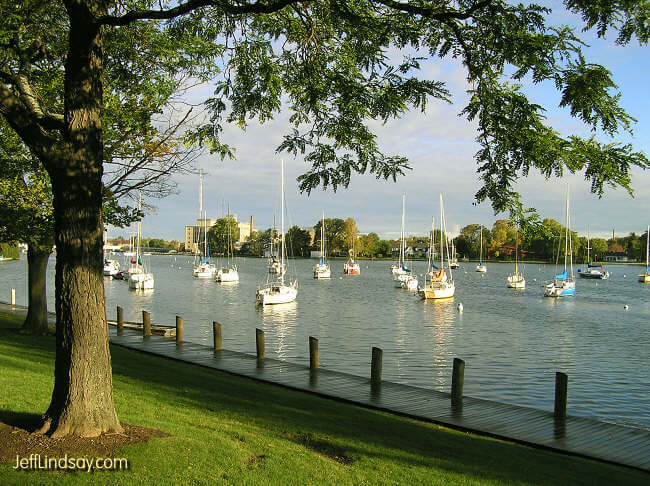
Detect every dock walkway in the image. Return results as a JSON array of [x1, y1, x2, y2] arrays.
[[1, 302, 648, 472]]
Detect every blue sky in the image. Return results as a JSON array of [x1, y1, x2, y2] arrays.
[[133, 5, 650, 242]]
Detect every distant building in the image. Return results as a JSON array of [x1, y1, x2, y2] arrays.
[[184, 215, 254, 254]]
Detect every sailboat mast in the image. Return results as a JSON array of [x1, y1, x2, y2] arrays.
[[321, 210, 325, 261], [646, 225, 649, 270], [439, 194, 444, 269], [401, 194, 405, 266], [280, 160, 285, 283], [564, 185, 569, 274], [137, 191, 142, 262], [645, 226, 650, 272]]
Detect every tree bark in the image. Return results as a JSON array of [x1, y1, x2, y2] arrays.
[[21, 246, 51, 335], [37, 0, 122, 438]]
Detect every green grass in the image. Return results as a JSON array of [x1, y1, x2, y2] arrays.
[[0, 314, 646, 485]]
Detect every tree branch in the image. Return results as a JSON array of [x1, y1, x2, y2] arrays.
[[99, 0, 312, 26], [0, 84, 61, 164], [370, 0, 493, 21]]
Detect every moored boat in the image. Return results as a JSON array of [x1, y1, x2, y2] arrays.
[[419, 194, 455, 300], [256, 160, 298, 305], [544, 185, 575, 297], [638, 225, 650, 283]]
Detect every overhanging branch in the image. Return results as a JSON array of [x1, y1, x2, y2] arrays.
[[99, 0, 312, 26]]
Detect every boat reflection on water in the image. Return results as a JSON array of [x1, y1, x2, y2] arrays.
[[258, 300, 297, 322]]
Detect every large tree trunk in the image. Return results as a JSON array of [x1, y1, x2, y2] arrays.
[[21, 245, 51, 335], [37, 0, 122, 438]]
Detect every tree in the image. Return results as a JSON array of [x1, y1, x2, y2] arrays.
[[314, 217, 345, 255], [0, 121, 54, 334], [2, 0, 648, 438], [590, 238, 608, 261], [286, 226, 312, 257], [208, 218, 240, 255], [376, 240, 393, 258], [342, 218, 359, 255], [359, 232, 380, 257]]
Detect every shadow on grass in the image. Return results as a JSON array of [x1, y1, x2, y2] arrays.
[[0, 410, 42, 433]]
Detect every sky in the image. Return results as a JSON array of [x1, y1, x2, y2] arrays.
[[128, 5, 650, 242]]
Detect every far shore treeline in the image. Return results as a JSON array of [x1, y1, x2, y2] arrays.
[[104, 216, 649, 263]]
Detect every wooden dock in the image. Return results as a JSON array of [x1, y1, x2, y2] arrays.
[[108, 326, 650, 472]]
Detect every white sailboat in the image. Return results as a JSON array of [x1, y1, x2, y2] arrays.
[[193, 170, 217, 278], [419, 194, 455, 300], [544, 185, 575, 297], [638, 225, 650, 283], [256, 160, 298, 305], [578, 226, 609, 279], [476, 227, 487, 272], [129, 192, 154, 290], [391, 194, 411, 277], [506, 230, 525, 289], [313, 210, 331, 279], [216, 204, 239, 282], [449, 238, 459, 269]]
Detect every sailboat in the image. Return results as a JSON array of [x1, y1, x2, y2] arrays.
[[506, 230, 525, 289], [578, 226, 609, 279], [313, 210, 331, 279], [256, 160, 298, 305], [419, 194, 455, 300], [216, 204, 239, 282], [193, 170, 217, 278], [638, 225, 650, 283], [128, 192, 154, 290], [449, 238, 459, 269], [544, 185, 575, 297], [476, 227, 487, 272], [103, 226, 120, 277], [391, 194, 411, 277], [343, 247, 360, 275]]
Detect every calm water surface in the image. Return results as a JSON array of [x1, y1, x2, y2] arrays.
[[1, 253, 648, 429]]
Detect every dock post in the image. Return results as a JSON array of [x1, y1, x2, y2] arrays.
[[256, 328, 265, 360], [142, 310, 151, 338], [309, 337, 319, 370], [117, 306, 123, 334], [213, 321, 222, 351], [451, 358, 465, 406], [554, 372, 568, 419], [11, 288, 15, 306], [371, 347, 382, 383], [176, 316, 183, 344]]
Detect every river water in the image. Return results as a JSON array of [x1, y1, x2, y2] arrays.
[[1, 253, 648, 429]]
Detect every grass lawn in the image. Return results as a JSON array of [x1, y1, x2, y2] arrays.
[[0, 311, 646, 485]]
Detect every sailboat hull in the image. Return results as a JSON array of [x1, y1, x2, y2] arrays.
[[256, 282, 297, 305], [544, 280, 575, 297], [419, 282, 455, 300], [506, 274, 526, 289], [216, 267, 239, 282], [638, 273, 650, 283], [313, 263, 331, 279], [129, 273, 154, 290]]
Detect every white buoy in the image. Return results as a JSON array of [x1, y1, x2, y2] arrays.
[[624, 304, 629, 310], [623, 275, 627, 278], [457, 302, 464, 312], [339, 277, 343, 280]]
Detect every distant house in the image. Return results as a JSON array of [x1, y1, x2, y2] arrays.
[[604, 252, 633, 262]]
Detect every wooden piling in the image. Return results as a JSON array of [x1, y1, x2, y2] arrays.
[[371, 347, 382, 383], [176, 316, 183, 344], [451, 358, 465, 406], [256, 328, 265, 360], [11, 288, 15, 306], [142, 310, 151, 338], [213, 321, 222, 351], [117, 306, 124, 334], [309, 337, 319, 369], [554, 372, 568, 419]]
